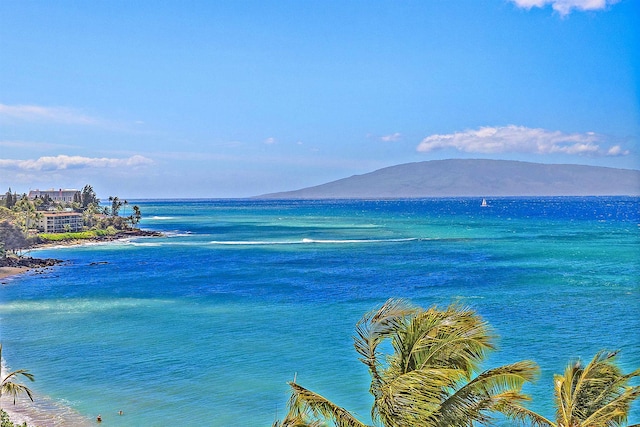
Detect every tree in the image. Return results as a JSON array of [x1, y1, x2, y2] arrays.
[[501, 350, 640, 427], [3, 189, 14, 209], [108, 196, 123, 217], [0, 222, 29, 257], [275, 299, 539, 427], [82, 203, 99, 228], [10, 195, 36, 231], [131, 205, 142, 227], [81, 185, 99, 209], [0, 344, 34, 408]]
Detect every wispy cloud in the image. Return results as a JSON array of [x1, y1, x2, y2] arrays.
[[264, 137, 277, 145], [416, 125, 629, 157], [0, 140, 78, 150], [510, 0, 620, 16], [0, 155, 154, 171], [0, 103, 102, 125], [380, 133, 402, 142]]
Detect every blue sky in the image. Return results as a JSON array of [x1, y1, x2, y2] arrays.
[[1, 0, 638, 198]]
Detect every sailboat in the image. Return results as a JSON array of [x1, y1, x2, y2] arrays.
[[481, 198, 488, 207]]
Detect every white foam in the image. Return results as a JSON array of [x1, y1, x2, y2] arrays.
[[164, 231, 193, 237], [1, 361, 91, 427], [208, 237, 419, 246], [301, 237, 418, 244], [0, 298, 174, 314]]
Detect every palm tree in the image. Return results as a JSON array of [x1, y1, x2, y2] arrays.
[[0, 344, 35, 408], [276, 299, 539, 427], [131, 205, 142, 228], [501, 350, 640, 427]]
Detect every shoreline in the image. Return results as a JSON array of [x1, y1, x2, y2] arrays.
[[1, 229, 163, 426], [0, 259, 63, 283], [0, 266, 29, 280], [29, 228, 163, 250], [0, 388, 92, 427], [1, 361, 92, 427], [1, 229, 163, 282]]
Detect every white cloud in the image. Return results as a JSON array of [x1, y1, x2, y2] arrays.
[[0, 155, 154, 171], [264, 137, 277, 145], [0, 103, 102, 125], [380, 133, 402, 142], [510, 0, 620, 15], [416, 125, 628, 157], [0, 140, 78, 150]]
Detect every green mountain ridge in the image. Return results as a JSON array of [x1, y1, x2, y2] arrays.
[[258, 159, 640, 199]]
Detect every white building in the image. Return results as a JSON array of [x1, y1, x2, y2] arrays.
[[35, 212, 84, 233], [28, 188, 80, 203]]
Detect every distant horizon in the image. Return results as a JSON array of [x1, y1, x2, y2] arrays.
[[2, 0, 638, 198], [5, 159, 639, 200]]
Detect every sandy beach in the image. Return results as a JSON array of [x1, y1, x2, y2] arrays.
[[0, 267, 29, 281], [0, 384, 92, 427], [1, 259, 92, 427]]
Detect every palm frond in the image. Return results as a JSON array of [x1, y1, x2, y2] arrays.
[[0, 344, 36, 406], [287, 381, 371, 427], [580, 385, 640, 427], [554, 364, 578, 425], [273, 413, 327, 427], [551, 350, 640, 427], [375, 368, 465, 427], [403, 304, 495, 377], [353, 298, 416, 399], [353, 298, 416, 363], [495, 397, 556, 427], [2, 369, 35, 384], [437, 361, 539, 426], [1, 382, 34, 404]]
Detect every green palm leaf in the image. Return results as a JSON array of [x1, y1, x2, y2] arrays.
[[286, 381, 370, 427], [437, 361, 539, 427], [0, 344, 35, 408], [275, 299, 541, 427], [503, 349, 640, 427]]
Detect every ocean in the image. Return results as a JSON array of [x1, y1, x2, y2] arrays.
[[1, 197, 639, 426]]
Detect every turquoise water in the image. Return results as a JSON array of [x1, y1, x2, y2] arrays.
[[1, 198, 639, 426]]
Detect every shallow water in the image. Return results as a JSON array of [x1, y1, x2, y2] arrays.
[[1, 198, 639, 426]]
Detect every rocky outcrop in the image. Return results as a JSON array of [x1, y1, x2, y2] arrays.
[[0, 256, 63, 268]]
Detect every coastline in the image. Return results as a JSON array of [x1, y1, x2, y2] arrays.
[[0, 266, 29, 280], [1, 228, 162, 426], [0, 385, 92, 427], [0, 259, 62, 283], [1, 229, 162, 282]]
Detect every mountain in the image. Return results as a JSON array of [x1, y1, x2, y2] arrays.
[[258, 159, 640, 199]]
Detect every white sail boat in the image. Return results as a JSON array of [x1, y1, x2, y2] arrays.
[[481, 198, 488, 207]]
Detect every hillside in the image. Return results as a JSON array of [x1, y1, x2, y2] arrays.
[[258, 159, 640, 199]]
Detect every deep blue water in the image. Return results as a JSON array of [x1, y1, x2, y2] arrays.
[[1, 197, 639, 426]]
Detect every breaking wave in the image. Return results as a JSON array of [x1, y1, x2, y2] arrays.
[[208, 237, 420, 246]]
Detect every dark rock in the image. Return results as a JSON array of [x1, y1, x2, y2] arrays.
[[0, 256, 63, 268]]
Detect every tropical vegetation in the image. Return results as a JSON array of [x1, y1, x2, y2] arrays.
[[0, 345, 34, 427], [500, 350, 640, 427], [274, 298, 540, 427], [0, 184, 144, 257], [0, 410, 28, 427], [0, 344, 34, 409], [274, 299, 640, 427]]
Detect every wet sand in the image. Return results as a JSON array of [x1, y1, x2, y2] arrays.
[[0, 266, 29, 281]]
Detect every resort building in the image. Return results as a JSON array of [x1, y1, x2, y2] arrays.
[[28, 188, 80, 203], [35, 211, 84, 233]]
